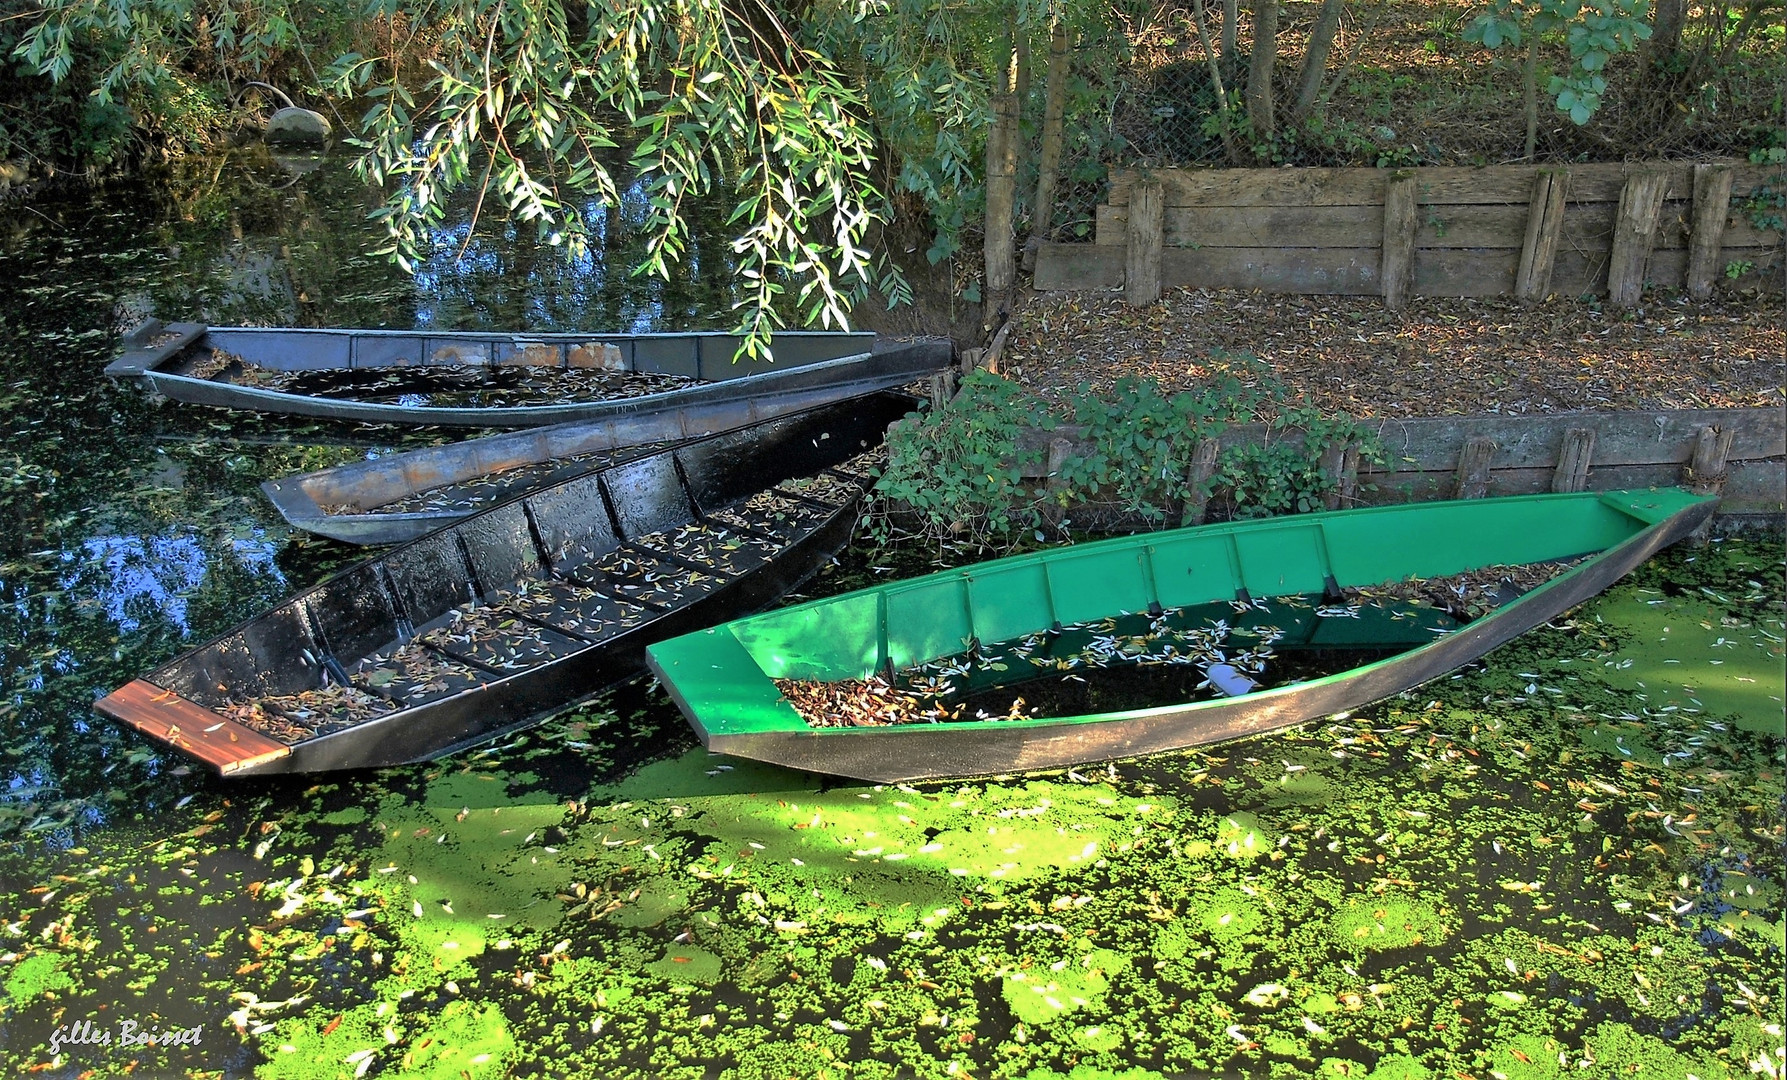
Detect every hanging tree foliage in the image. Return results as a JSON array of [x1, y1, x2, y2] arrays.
[[17, 0, 896, 352]]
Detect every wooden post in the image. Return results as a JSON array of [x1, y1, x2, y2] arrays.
[[1550, 428, 1595, 492], [1180, 438, 1221, 525], [1454, 436, 1497, 499], [1514, 169, 1568, 302], [1380, 173, 1418, 311], [1606, 170, 1669, 307], [1045, 437, 1075, 491], [929, 370, 957, 410], [1686, 163, 1734, 301], [1683, 424, 1733, 495], [1319, 442, 1360, 509], [1125, 177, 1165, 307]]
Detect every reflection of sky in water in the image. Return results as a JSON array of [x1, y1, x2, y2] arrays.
[[64, 532, 286, 636], [410, 181, 669, 333]]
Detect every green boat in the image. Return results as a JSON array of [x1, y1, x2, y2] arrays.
[[645, 488, 1717, 782]]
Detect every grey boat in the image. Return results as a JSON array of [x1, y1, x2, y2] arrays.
[[106, 321, 941, 428]]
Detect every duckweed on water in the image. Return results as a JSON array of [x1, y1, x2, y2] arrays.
[[0, 538, 1780, 1077]]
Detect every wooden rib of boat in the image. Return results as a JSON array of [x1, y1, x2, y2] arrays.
[[261, 340, 953, 544], [94, 392, 919, 776], [645, 488, 1718, 782], [104, 320, 940, 427]]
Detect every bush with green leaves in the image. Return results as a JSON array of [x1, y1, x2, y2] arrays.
[[872, 362, 1382, 548]]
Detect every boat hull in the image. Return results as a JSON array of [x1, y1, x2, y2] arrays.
[[106, 321, 939, 428], [646, 490, 1718, 782], [95, 392, 920, 776], [261, 341, 952, 544]]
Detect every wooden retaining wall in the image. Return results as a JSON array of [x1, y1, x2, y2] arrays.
[[1011, 406, 1784, 522], [1034, 160, 1785, 306]]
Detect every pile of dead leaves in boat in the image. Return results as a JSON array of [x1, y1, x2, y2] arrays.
[[190, 348, 698, 407], [1347, 556, 1587, 620], [776, 675, 1038, 728], [218, 685, 395, 744]]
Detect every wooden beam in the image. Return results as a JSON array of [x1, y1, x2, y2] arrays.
[[1515, 169, 1569, 302], [1125, 178, 1165, 307], [1684, 424, 1734, 494], [1454, 436, 1498, 498], [1550, 427, 1595, 492], [1380, 174, 1418, 310], [1686, 163, 1735, 301], [1320, 443, 1360, 509], [1181, 439, 1220, 525], [1606, 170, 1670, 307]]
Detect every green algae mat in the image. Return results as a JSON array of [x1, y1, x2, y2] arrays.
[[1, 536, 1779, 1079]]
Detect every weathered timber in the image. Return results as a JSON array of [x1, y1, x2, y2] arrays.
[[1181, 439, 1221, 526], [1684, 424, 1734, 494], [1092, 199, 1781, 252], [1125, 179, 1165, 306], [1686, 164, 1735, 301], [1105, 160, 1774, 208], [1515, 170, 1569, 301], [1381, 174, 1419, 310], [1551, 428, 1595, 492], [1046, 437, 1075, 491], [1607, 170, 1671, 307], [1454, 437, 1499, 498], [1320, 442, 1361, 509]]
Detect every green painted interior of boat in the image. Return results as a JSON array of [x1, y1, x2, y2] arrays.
[[646, 488, 1717, 739]]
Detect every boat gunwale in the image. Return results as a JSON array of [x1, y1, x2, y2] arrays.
[[647, 489, 1718, 756], [258, 341, 950, 543]]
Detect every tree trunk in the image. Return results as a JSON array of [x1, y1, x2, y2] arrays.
[[1029, 22, 1072, 250], [1189, 0, 1241, 161], [1292, 0, 1346, 120], [1222, 0, 1239, 65], [1246, 0, 1280, 150], [983, 33, 1019, 329]]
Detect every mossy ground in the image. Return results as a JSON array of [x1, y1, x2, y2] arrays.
[[0, 537, 1779, 1079]]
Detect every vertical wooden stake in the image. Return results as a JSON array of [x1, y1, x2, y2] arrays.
[[1380, 173, 1418, 311], [1180, 438, 1220, 526], [1454, 436, 1498, 499], [1683, 424, 1733, 494], [1606, 170, 1669, 307], [1319, 443, 1360, 509], [1550, 427, 1596, 492], [1515, 169, 1569, 302], [1686, 163, 1734, 301], [1045, 437, 1075, 491], [1125, 178, 1165, 307], [929, 369, 957, 410]]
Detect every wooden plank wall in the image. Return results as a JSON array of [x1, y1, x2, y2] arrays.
[[1010, 406, 1785, 520], [1034, 160, 1785, 303]]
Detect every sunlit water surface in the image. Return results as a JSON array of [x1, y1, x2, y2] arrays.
[[0, 152, 1781, 1079]]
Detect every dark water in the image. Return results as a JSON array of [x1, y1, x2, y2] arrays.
[[0, 154, 1781, 1080], [0, 147, 750, 842]]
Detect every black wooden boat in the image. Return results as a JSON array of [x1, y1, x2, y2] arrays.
[[95, 392, 918, 775], [260, 341, 952, 544], [104, 320, 939, 427]]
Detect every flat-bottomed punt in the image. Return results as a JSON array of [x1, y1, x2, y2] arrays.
[[106, 320, 945, 427], [260, 340, 951, 544], [95, 393, 918, 775], [645, 489, 1717, 782]]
